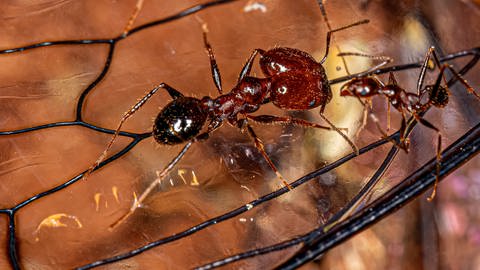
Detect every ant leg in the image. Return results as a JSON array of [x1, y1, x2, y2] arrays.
[[416, 47, 437, 94], [245, 115, 339, 131], [316, 0, 353, 75], [428, 48, 479, 99], [122, 0, 145, 37], [337, 52, 393, 75], [199, 21, 223, 94], [386, 98, 391, 132], [411, 113, 442, 201], [238, 49, 265, 83], [110, 141, 194, 229], [319, 106, 359, 155], [355, 97, 391, 140], [82, 83, 183, 181], [319, 19, 369, 64], [237, 119, 293, 190], [110, 127, 217, 229]]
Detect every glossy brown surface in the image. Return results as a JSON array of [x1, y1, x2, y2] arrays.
[[1, 0, 479, 269]]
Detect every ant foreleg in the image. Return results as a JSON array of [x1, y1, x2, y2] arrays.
[[237, 119, 293, 190], [109, 141, 194, 229], [245, 115, 338, 131], [109, 126, 217, 229], [355, 97, 391, 142], [122, 0, 145, 37], [82, 83, 183, 181], [411, 113, 442, 201], [199, 21, 223, 94]]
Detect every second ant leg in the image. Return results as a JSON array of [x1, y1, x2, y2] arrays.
[[411, 113, 442, 201], [337, 52, 393, 76], [318, 106, 359, 155], [237, 119, 293, 190], [422, 47, 478, 99]]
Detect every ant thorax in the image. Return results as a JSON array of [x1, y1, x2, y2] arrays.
[[208, 76, 270, 121]]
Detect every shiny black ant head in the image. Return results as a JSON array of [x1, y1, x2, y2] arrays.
[[340, 77, 381, 98], [425, 85, 449, 108], [153, 97, 208, 145]]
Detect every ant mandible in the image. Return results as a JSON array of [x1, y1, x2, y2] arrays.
[[339, 46, 479, 201], [83, 5, 369, 229]]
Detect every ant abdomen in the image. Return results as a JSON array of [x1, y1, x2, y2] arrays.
[[426, 85, 449, 108], [270, 69, 331, 110], [259, 47, 331, 110], [153, 97, 208, 145], [259, 47, 320, 76]]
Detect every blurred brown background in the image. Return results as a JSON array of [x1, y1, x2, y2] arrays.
[[0, 0, 479, 269]]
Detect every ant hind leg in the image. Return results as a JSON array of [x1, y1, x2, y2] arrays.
[[411, 113, 442, 201]]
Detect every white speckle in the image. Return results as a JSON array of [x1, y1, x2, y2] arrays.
[[243, 2, 267, 13], [250, 218, 254, 222], [240, 185, 251, 192], [278, 86, 288, 95], [173, 119, 193, 132], [246, 203, 253, 210], [239, 218, 247, 222]]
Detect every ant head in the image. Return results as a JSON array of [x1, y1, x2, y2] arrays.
[[426, 85, 449, 108], [153, 97, 208, 145], [340, 77, 380, 98]]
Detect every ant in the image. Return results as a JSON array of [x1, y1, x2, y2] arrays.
[[339, 46, 479, 200], [83, 2, 369, 229]]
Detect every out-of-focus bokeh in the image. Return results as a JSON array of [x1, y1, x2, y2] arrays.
[[0, 0, 478, 269]]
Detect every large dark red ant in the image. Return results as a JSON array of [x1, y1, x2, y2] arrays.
[[339, 46, 479, 200], [81, 8, 369, 227]]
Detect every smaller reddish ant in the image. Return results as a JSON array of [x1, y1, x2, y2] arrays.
[[339, 47, 479, 200], [82, 15, 370, 228]]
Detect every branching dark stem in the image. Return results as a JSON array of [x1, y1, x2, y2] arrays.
[[0, 0, 478, 269]]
